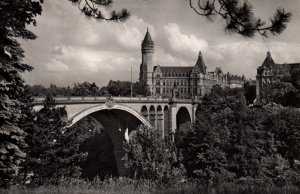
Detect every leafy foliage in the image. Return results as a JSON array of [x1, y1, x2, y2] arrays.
[[133, 81, 150, 97], [124, 126, 186, 185], [189, 0, 292, 37], [106, 80, 131, 96], [28, 80, 150, 97], [73, 82, 100, 96]]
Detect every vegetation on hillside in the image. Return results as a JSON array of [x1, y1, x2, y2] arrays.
[[176, 85, 300, 186]]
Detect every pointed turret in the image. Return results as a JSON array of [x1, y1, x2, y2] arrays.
[[142, 29, 154, 48], [256, 51, 276, 102], [140, 29, 155, 89], [261, 51, 275, 68], [192, 51, 206, 74]]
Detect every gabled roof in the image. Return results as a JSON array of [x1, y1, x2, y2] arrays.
[[142, 29, 154, 46], [192, 51, 206, 74], [153, 65, 162, 73], [155, 66, 193, 77]]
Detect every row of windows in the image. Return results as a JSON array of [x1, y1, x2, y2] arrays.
[[156, 73, 190, 78], [155, 87, 202, 96], [155, 79, 194, 86], [156, 87, 190, 94]]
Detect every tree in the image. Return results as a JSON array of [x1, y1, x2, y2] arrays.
[[189, 0, 292, 37], [243, 82, 256, 104], [133, 81, 150, 97], [24, 94, 65, 185], [28, 85, 47, 96], [68, 0, 130, 21], [0, 0, 43, 187], [264, 108, 300, 168], [124, 126, 186, 184], [24, 95, 87, 186], [72, 82, 100, 96], [106, 80, 131, 96]]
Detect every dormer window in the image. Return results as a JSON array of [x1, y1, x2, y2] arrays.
[[156, 79, 160, 85]]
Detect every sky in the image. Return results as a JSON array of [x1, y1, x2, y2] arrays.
[[21, 0, 300, 87]]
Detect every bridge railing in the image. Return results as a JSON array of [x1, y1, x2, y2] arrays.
[[32, 96, 198, 104]]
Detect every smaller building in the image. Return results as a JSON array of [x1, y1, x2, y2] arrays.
[[227, 73, 246, 88]]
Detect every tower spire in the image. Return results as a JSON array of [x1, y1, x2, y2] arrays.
[[139, 28, 154, 89], [147, 16, 149, 31], [267, 50, 271, 59]]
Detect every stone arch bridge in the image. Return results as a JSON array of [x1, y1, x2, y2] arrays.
[[33, 96, 199, 176], [33, 96, 198, 134]]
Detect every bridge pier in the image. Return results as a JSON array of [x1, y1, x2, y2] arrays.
[[192, 104, 197, 123], [169, 104, 177, 134], [114, 150, 127, 176], [156, 112, 163, 136]]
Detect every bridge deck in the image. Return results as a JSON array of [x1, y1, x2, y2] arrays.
[[32, 96, 198, 105]]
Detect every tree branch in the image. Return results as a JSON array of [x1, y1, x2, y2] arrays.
[[189, 0, 292, 37], [69, 0, 130, 22]]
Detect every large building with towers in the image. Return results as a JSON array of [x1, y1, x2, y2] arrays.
[[139, 29, 247, 98]]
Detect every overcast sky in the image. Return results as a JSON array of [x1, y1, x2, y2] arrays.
[[21, 0, 300, 87]]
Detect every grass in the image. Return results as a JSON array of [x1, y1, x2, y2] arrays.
[[1, 178, 300, 194]]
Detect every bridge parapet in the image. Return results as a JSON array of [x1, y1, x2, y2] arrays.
[[33, 96, 198, 105]]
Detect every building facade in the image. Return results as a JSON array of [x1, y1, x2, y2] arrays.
[[139, 29, 246, 98], [256, 51, 300, 102]]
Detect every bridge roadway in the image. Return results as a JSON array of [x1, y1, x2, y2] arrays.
[[33, 96, 199, 175]]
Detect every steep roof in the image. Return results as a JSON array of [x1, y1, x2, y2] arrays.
[[261, 51, 275, 68], [257, 51, 276, 75], [142, 29, 154, 46], [154, 66, 193, 76], [192, 51, 206, 74]]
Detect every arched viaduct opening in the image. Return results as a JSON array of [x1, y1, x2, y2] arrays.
[[176, 107, 192, 132], [69, 105, 151, 179], [156, 105, 163, 134], [163, 106, 169, 138]]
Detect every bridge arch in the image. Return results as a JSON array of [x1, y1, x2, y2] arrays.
[[141, 105, 148, 120], [68, 104, 152, 176], [69, 104, 151, 128], [176, 106, 192, 132]]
